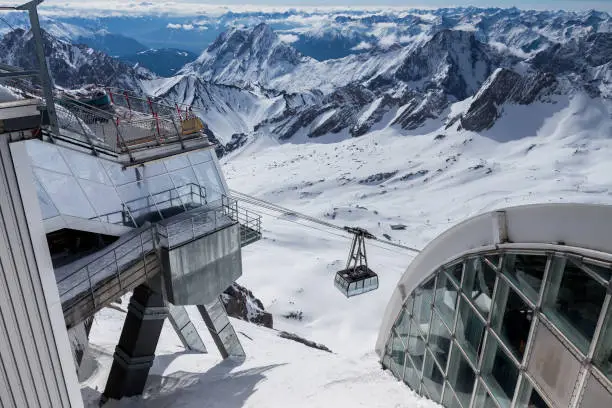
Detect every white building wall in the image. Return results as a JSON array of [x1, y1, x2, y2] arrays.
[[0, 138, 83, 408]]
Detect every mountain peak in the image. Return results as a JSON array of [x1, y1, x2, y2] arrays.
[[394, 29, 500, 99], [183, 23, 308, 87]]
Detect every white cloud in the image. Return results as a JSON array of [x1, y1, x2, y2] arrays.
[[167, 23, 195, 30], [351, 41, 372, 50], [278, 33, 300, 43], [378, 34, 398, 47]]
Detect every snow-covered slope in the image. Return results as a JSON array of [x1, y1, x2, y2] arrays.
[[83, 307, 435, 408], [146, 74, 289, 143], [221, 92, 612, 358]]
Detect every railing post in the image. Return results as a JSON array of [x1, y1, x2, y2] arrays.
[[153, 113, 162, 145], [114, 248, 122, 291], [124, 91, 131, 112], [140, 232, 148, 281], [191, 217, 195, 241], [107, 88, 114, 104], [86, 264, 96, 311]]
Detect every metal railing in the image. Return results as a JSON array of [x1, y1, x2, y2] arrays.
[[0, 77, 210, 158], [95, 183, 207, 226], [57, 193, 261, 327], [56, 223, 158, 324], [156, 195, 263, 249], [223, 195, 263, 245]]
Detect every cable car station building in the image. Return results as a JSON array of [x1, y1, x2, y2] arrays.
[[0, 2, 261, 407], [377, 205, 612, 408]]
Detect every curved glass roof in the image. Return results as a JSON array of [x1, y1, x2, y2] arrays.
[[378, 205, 612, 408]]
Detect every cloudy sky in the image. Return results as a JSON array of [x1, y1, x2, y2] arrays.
[[2, 0, 611, 14]]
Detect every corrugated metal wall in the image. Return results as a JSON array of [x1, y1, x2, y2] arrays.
[[0, 139, 83, 408]]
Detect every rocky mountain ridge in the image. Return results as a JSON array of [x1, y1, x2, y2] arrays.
[[0, 28, 154, 90], [164, 21, 611, 144]]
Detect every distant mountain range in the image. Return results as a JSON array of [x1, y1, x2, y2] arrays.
[[1, 7, 611, 151]]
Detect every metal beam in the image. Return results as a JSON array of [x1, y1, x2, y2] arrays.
[[19, 0, 60, 137], [0, 70, 39, 79]]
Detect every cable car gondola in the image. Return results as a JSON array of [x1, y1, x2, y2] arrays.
[[334, 227, 379, 297]]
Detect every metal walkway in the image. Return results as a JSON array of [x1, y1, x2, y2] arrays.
[[0, 76, 211, 161], [56, 197, 262, 329]]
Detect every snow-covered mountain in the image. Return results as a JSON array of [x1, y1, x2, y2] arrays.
[[0, 28, 154, 90], [182, 23, 312, 87], [147, 19, 612, 148]]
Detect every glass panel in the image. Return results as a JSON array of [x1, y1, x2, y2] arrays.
[[116, 182, 154, 223], [447, 262, 464, 286], [79, 179, 125, 223], [403, 357, 420, 390], [389, 330, 406, 378], [515, 377, 551, 408], [502, 254, 547, 303], [443, 386, 463, 408], [543, 257, 608, 354], [481, 336, 519, 408], [473, 381, 500, 408], [413, 277, 435, 338], [463, 257, 496, 319], [102, 161, 139, 186], [60, 148, 111, 184], [163, 154, 191, 171], [34, 175, 59, 219], [422, 351, 444, 402], [147, 174, 181, 213], [491, 279, 533, 361], [34, 168, 96, 219], [26, 141, 70, 174], [583, 261, 612, 283], [169, 167, 202, 207], [394, 307, 411, 347], [193, 161, 224, 202], [141, 161, 167, 178], [593, 300, 612, 382], [456, 297, 486, 364], [447, 344, 476, 408], [407, 317, 426, 371], [188, 149, 214, 165], [485, 255, 501, 270], [429, 311, 452, 371], [435, 272, 459, 329]]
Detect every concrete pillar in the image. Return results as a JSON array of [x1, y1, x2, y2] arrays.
[[167, 304, 207, 353], [102, 280, 167, 402], [197, 296, 245, 359], [0, 138, 83, 407]]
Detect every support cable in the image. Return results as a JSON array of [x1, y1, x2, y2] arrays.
[[230, 189, 421, 254]]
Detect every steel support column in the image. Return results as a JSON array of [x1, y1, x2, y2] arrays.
[[102, 280, 167, 402]]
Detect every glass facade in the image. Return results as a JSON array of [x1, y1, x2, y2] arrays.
[[25, 140, 226, 228], [383, 250, 612, 408]]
